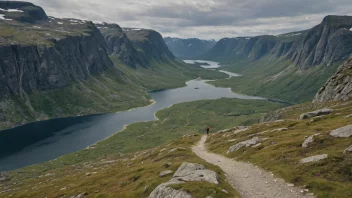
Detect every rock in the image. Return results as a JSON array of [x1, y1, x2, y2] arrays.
[[227, 139, 237, 142], [330, 125, 352, 137], [149, 162, 219, 198], [314, 57, 352, 102], [159, 170, 173, 177], [300, 108, 333, 119], [85, 173, 91, 176], [343, 145, 352, 153], [70, 192, 88, 198], [227, 137, 268, 153], [173, 162, 218, 184], [164, 162, 172, 168], [168, 147, 186, 153], [221, 189, 229, 194], [148, 180, 192, 198], [300, 154, 328, 164], [272, 128, 288, 132], [302, 133, 320, 147], [287, 183, 294, 187], [252, 143, 262, 147], [0, 172, 9, 182], [205, 196, 214, 198]]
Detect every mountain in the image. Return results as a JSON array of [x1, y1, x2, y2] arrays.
[[164, 37, 216, 59], [205, 15, 352, 103], [125, 29, 175, 63], [0, 1, 209, 130], [206, 15, 352, 69], [96, 23, 146, 67], [0, 1, 48, 23], [314, 56, 352, 102]]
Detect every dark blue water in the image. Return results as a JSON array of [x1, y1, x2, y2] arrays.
[[0, 62, 265, 171]]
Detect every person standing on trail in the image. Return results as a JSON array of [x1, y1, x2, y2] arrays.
[[206, 127, 210, 135]]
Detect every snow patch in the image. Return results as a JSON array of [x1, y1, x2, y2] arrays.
[[33, 26, 41, 29], [188, 44, 192, 47], [245, 38, 250, 40], [0, 8, 23, 12], [57, 22, 63, 25], [350, 27, 352, 32], [0, 14, 12, 20]]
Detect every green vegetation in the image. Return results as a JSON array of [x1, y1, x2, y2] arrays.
[[0, 56, 227, 130], [207, 100, 352, 198], [209, 56, 341, 103], [0, 135, 239, 197]]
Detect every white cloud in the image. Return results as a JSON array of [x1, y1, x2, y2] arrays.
[[16, 0, 352, 39]]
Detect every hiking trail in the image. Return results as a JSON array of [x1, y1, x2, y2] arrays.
[[192, 135, 314, 198]]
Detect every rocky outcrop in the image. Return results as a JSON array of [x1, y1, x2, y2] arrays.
[[302, 133, 320, 148], [0, 172, 9, 182], [0, 1, 48, 23], [330, 125, 352, 137], [299, 108, 333, 119], [149, 162, 218, 198], [314, 57, 352, 102], [300, 154, 328, 164], [164, 37, 216, 59], [227, 137, 268, 153], [97, 23, 146, 68]]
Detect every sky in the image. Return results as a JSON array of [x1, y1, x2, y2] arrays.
[[20, 0, 352, 40]]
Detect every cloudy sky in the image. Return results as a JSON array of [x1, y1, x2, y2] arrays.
[[21, 0, 352, 40]]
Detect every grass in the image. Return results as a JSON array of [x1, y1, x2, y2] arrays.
[[0, 135, 240, 198], [208, 56, 342, 103], [206, 100, 352, 198]]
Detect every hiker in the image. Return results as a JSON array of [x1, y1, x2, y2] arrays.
[[206, 127, 210, 135]]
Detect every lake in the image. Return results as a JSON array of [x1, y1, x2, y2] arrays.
[[0, 60, 265, 171]]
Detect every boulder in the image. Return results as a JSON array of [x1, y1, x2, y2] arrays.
[[227, 137, 268, 153], [330, 125, 352, 137], [173, 162, 218, 184], [149, 180, 192, 198], [149, 162, 219, 198], [159, 170, 173, 177], [300, 154, 328, 164], [0, 172, 9, 182], [302, 133, 320, 148], [299, 108, 333, 119], [343, 145, 352, 153]]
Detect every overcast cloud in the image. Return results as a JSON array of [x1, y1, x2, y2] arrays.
[[18, 0, 352, 40]]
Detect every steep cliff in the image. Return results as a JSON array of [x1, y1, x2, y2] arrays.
[[0, 18, 114, 99], [125, 29, 175, 64], [314, 57, 352, 102], [207, 15, 352, 69], [96, 23, 146, 67], [164, 37, 216, 59]]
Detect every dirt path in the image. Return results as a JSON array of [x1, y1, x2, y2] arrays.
[[192, 135, 314, 198]]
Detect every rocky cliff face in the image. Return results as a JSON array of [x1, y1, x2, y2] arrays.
[[97, 23, 146, 68], [207, 15, 352, 69], [313, 57, 352, 102], [0, 1, 48, 23], [0, 19, 113, 99], [164, 37, 216, 59], [126, 29, 175, 63]]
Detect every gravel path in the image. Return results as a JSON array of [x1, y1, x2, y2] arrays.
[[192, 135, 315, 198]]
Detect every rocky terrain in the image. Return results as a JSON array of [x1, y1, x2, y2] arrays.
[[314, 56, 352, 102], [164, 37, 216, 59]]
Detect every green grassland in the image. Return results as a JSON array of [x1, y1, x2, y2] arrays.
[[206, 100, 352, 198], [0, 135, 240, 198], [209, 56, 341, 104]]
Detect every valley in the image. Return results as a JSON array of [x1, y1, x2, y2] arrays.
[[0, 1, 351, 198]]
